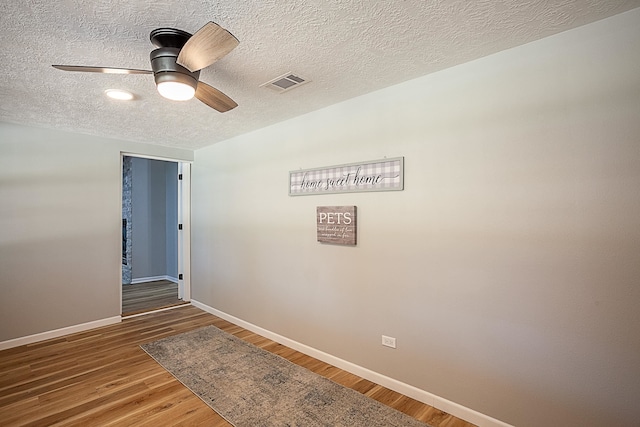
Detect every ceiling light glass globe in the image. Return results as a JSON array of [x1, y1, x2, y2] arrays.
[[157, 81, 195, 101]]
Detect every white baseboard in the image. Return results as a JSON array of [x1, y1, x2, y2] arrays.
[[130, 275, 178, 284], [191, 299, 512, 427], [0, 316, 122, 351]]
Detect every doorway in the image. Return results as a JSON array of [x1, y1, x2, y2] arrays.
[[121, 154, 191, 316]]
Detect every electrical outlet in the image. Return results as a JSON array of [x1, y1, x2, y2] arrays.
[[381, 335, 396, 349]]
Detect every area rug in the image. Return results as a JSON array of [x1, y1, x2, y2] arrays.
[[141, 325, 432, 427]]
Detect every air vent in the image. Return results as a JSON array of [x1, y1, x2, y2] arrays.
[[261, 72, 310, 93]]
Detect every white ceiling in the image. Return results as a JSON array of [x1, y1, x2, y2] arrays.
[[2, 1, 639, 150]]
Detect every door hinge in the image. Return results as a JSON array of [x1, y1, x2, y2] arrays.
[[179, 273, 183, 280], [178, 223, 183, 230], [178, 173, 183, 180]]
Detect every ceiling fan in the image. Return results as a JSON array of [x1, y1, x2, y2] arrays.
[[53, 22, 239, 112]]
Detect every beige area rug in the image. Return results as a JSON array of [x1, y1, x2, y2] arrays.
[[141, 325, 432, 427]]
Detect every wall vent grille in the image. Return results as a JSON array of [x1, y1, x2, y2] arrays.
[[261, 73, 310, 93]]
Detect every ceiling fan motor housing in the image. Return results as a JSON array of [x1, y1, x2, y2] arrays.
[[150, 47, 200, 92]]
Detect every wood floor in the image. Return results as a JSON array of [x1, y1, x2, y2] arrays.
[[0, 305, 475, 427], [122, 280, 187, 316]]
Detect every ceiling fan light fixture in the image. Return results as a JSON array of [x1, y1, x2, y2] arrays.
[[157, 80, 195, 101], [154, 72, 197, 101]]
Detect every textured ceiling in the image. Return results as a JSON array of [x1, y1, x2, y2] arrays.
[[1, 1, 639, 150]]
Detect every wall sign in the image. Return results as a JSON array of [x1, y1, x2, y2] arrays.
[[290, 157, 403, 196], [317, 206, 357, 246]]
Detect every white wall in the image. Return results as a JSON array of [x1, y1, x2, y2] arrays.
[[191, 9, 640, 427], [0, 124, 192, 341]]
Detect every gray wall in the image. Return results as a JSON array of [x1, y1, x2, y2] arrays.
[[130, 157, 178, 281], [165, 162, 178, 279], [0, 123, 192, 341], [191, 9, 640, 427]]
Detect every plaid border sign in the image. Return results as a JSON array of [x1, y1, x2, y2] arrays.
[[289, 157, 403, 196]]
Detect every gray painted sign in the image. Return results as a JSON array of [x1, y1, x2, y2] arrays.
[[316, 206, 357, 246]]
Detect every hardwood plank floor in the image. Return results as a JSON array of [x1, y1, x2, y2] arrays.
[[122, 280, 187, 316], [0, 306, 476, 427]]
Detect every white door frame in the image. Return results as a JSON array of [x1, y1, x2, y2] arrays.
[[177, 162, 191, 301], [120, 153, 192, 309]]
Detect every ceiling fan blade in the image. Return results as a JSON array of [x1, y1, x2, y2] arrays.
[[176, 22, 239, 72], [195, 81, 237, 112], [52, 65, 152, 74]]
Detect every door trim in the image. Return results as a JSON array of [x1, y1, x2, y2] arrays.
[[120, 153, 192, 311], [177, 162, 191, 301]]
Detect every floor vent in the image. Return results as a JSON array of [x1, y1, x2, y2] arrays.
[[261, 73, 310, 93]]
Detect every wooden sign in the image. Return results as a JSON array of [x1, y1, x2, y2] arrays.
[[290, 157, 403, 196], [317, 206, 357, 246]]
